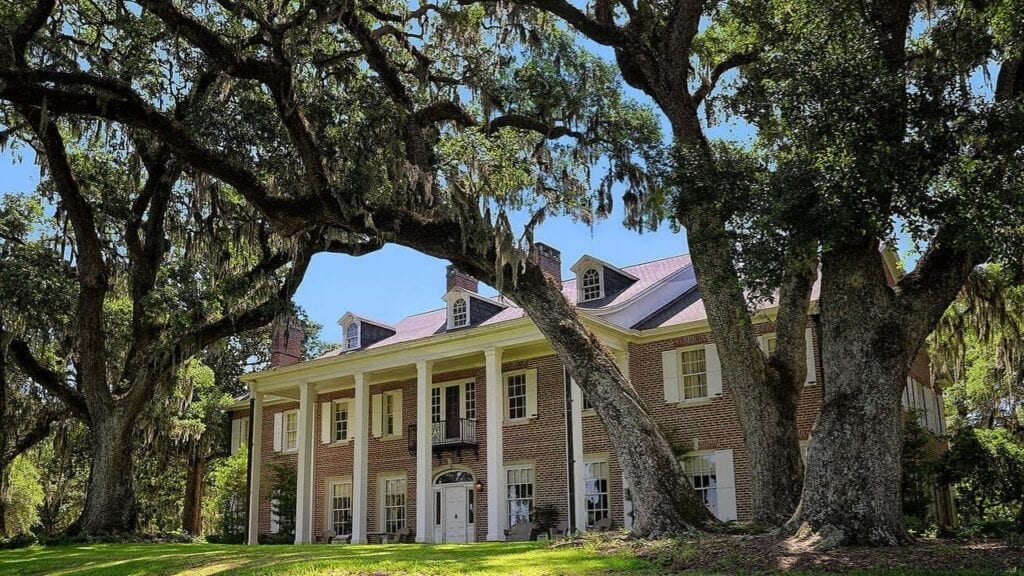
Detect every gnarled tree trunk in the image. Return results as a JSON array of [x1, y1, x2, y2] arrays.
[[789, 238, 975, 547], [683, 211, 814, 525], [69, 409, 138, 535]]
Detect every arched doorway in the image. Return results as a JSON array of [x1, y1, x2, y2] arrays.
[[433, 470, 476, 543]]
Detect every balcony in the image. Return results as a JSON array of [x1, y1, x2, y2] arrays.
[[407, 419, 478, 458]]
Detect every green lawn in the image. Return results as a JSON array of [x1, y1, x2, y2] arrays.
[[0, 542, 648, 576], [0, 541, 1019, 576]]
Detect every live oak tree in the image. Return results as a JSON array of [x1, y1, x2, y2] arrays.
[[1, 0, 398, 532], [728, 0, 1024, 546], [0, 0, 719, 534], [471, 0, 820, 525]]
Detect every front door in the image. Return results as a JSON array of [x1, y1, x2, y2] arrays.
[[443, 486, 468, 542], [444, 385, 461, 440]]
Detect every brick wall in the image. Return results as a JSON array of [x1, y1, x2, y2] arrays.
[[242, 315, 956, 537]]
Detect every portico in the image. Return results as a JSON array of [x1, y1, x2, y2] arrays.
[[241, 317, 627, 545]]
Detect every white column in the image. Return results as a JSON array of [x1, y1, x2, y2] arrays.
[[247, 390, 264, 545], [485, 347, 506, 541], [570, 378, 586, 532], [295, 381, 316, 544], [415, 359, 434, 542], [351, 373, 369, 543]]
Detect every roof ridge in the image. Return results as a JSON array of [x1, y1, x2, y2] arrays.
[[563, 252, 690, 283]]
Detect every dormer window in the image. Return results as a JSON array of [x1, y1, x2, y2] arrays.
[[451, 297, 468, 328], [581, 268, 603, 301], [345, 322, 360, 350]]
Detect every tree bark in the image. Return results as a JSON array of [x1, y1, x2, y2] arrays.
[[68, 410, 138, 535], [789, 238, 974, 547], [182, 449, 205, 535], [683, 211, 814, 526]]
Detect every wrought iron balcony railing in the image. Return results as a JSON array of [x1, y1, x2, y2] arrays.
[[406, 418, 477, 453]]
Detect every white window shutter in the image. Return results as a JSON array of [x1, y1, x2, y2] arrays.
[[526, 370, 538, 417], [343, 399, 354, 440], [393, 390, 404, 433], [757, 336, 768, 355], [705, 344, 723, 397], [272, 412, 283, 452], [371, 393, 383, 438], [714, 449, 737, 521], [319, 399, 331, 444], [804, 328, 816, 385], [662, 350, 681, 403], [270, 499, 281, 533], [230, 418, 241, 455]]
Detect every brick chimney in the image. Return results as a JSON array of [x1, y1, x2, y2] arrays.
[[446, 265, 478, 293], [270, 315, 304, 368], [530, 243, 562, 282]]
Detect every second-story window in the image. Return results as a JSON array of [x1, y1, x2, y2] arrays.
[[581, 268, 601, 301], [451, 298, 468, 328], [345, 322, 360, 350]]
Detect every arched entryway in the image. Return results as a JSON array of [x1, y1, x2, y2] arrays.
[[433, 470, 476, 543]]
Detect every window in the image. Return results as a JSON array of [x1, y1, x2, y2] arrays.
[[235, 417, 249, 452], [683, 454, 718, 516], [345, 322, 360, 350], [465, 382, 476, 419], [384, 392, 397, 436], [451, 297, 468, 328], [764, 335, 777, 355], [580, 268, 601, 301], [506, 466, 534, 527], [431, 387, 442, 423], [334, 402, 349, 442], [584, 459, 609, 528], [284, 410, 298, 451], [679, 348, 708, 400], [582, 393, 594, 411], [329, 481, 352, 536], [383, 477, 407, 533], [507, 373, 528, 420]]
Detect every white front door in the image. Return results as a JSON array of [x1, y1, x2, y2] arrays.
[[443, 486, 468, 543]]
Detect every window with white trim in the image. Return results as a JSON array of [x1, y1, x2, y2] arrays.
[[333, 401, 350, 442], [764, 335, 778, 355], [236, 417, 249, 452], [683, 454, 718, 516], [284, 409, 298, 451], [465, 381, 476, 419], [506, 466, 534, 527], [451, 297, 468, 328], [680, 348, 708, 400], [507, 373, 528, 420], [431, 387, 442, 423], [329, 480, 353, 535], [584, 459, 610, 528], [384, 391, 398, 437], [382, 476, 407, 532], [580, 268, 602, 301], [270, 497, 282, 533], [345, 322, 360, 350]]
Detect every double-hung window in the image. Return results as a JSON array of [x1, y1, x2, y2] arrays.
[[334, 402, 350, 442], [507, 373, 528, 420], [284, 410, 298, 451], [683, 454, 718, 516], [382, 477, 407, 532], [584, 459, 610, 528], [506, 466, 534, 527], [384, 392, 397, 436], [329, 481, 353, 535], [465, 382, 476, 420], [679, 348, 708, 400], [451, 298, 468, 328]]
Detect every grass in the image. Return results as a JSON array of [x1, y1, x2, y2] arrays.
[[0, 539, 1019, 575], [0, 541, 648, 576]]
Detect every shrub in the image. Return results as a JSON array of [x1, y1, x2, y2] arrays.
[[939, 427, 1024, 531]]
